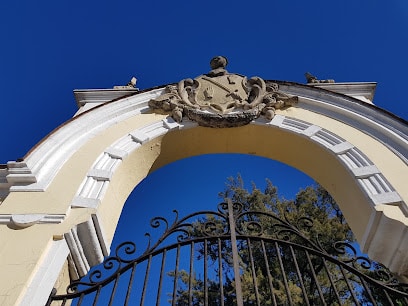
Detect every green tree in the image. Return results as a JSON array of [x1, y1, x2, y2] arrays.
[[217, 175, 354, 305], [170, 175, 407, 305]]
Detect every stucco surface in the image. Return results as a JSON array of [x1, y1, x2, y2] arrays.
[[1, 85, 407, 305]]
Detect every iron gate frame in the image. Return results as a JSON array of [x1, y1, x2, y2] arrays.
[[47, 199, 408, 305]]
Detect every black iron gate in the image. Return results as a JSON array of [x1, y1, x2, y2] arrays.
[[47, 200, 408, 305]]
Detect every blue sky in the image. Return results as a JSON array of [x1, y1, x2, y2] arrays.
[[1, 1, 408, 242]]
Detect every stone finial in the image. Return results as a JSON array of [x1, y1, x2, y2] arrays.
[[305, 72, 335, 84], [207, 56, 228, 77], [113, 77, 139, 90]]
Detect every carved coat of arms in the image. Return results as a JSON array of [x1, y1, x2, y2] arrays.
[[149, 56, 298, 128]]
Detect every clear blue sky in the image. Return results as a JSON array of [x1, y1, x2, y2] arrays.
[[1, 1, 408, 244]]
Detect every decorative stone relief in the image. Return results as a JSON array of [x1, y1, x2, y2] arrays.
[[149, 56, 298, 127]]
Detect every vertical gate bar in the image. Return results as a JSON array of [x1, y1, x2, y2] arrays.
[[140, 254, 152, 306], [204, 239, 208, 306], [188, 242, 194, 305], [156, 249, 167, 306], [227, 199, 244, 306], [261, 240, 278, 306], [382, 289, 395, 305], [304, 250, 326, 305], [93, 285, 102, 306], [217, 238, 225, 306], [275, 242, 294, 305], [125, 262, 138, 306], [288, 246, 310, 305], [321, 258, 341, 304], [338, 265, 360, 305], [108, 274, 121, 306], [172, 245, 181, 306], [358, 277, 377, 306], [247, 238, 261, 305], [77, 293, 85, 305], [45, 288, 57, 306]]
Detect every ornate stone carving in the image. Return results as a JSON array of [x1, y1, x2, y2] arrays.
[[149, 56, 298, 128]]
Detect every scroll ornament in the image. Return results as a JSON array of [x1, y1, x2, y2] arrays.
[[149, 56, 298, 128]]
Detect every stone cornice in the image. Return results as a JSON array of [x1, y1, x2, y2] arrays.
[[73, 88, 139, 116], [0, 88, 165, 199], [307, 82, 377, 102], [74, 88, 139, 107]]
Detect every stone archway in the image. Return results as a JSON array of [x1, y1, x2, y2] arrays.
[[0, 63, 407, 305]]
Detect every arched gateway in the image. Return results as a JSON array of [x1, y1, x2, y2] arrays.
[[0, 57, 407, 305]]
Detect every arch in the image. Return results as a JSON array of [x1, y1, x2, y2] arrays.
[[0, 82, 407, 305]]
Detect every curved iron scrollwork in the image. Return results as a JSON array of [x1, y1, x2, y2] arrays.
[[48, 200, 408, 305]]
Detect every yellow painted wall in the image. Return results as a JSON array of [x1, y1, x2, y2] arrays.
[[0, 104, 407, 305]]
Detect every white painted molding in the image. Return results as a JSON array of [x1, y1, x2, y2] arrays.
[[268, 114, 285, 127], [0, 214, 65, 228], [92, 214, 109, 260], [370, 192, 403, 206], [87, 169, 113, 181], [73, 88, 139, 108], [261, 116, 404, 210], [70, 118, 183, 210], [130, 130, 150, 144], [0, 88, 165, 197], [71, 196, 100, 209], [64, 227, 90, 276], [4, 161, 36, 185], [307, 82, 377, 102], [18, 239, 69, 306], [104, 147, 128, 159], [351, 165, 381, 178], [361, 208, 408, 275], [163, 117, 181, 130], [302, 125, 322, 137], [69, 114, 406, 219], [329, 142, 354, 154], [11, 214, 45, 228], [64, 214, 109, 278], [1, 83, 407, 200], [280, 84, 408, 164]]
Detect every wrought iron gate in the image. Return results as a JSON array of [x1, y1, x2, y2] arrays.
[[47, 200, 408, 305]]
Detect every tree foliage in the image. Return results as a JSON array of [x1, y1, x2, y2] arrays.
[[219, 175, 353, 246], [169, 175, 407, 305]]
